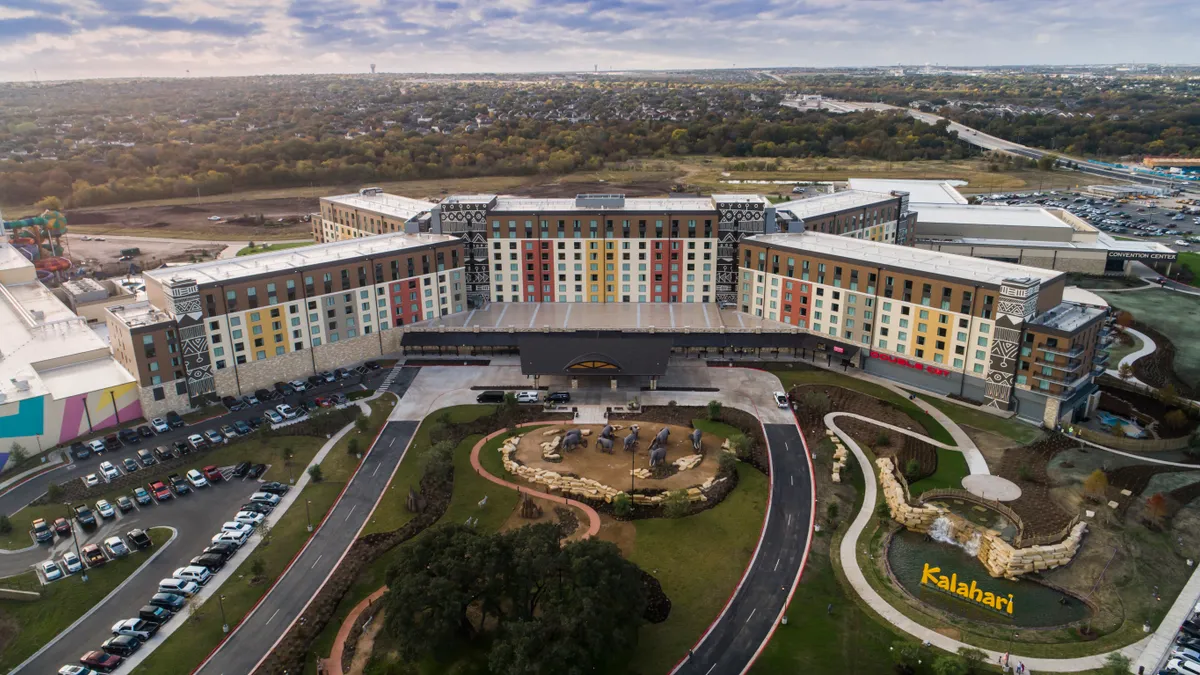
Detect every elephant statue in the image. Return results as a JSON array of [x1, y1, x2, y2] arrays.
[[649, 445, 667, 467], [654, 427, 670, 447], [563, 433, 587, 451], [690, 428, 702, 451], [597, 436, 614, 453], [623, 433, 637, 452], [600, 425, 614, 440], [629, 425, 640, 442]]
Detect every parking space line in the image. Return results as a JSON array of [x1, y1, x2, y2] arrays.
[[310, 554, 322, 569], [344, 504, 356, 521], [371, 463, 381, 477], [265, 608, 280, 625]]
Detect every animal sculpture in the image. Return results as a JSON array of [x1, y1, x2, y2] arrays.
[[690, 428, 702, 451], [649, 445, 667, 467], [597, 436, 614, 453]]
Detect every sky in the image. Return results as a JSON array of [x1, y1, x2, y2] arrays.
[[0, 0, 1196, 81]]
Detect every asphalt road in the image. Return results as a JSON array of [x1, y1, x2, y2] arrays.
[[14, 475, 262, 674], [196, 420, 419, 675], [673, 422, 813, 675]]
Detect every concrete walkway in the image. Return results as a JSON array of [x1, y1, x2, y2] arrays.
[[828, 411, 988, 475], [1105, 327, 1156, 387], [324, 587, 388, 675], [831, 413, 1150, 672]]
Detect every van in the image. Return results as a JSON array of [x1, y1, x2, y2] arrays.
[[547, 392, 571, 404], [136, 448, 155, 466], [1165, 658, 1200, 675], [172, 565, 213, 586], [157, 579, 200, 596], [475, 390, 505, 404], [516, 391, 540, 403]]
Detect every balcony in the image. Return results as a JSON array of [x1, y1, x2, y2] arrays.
[[1034, 357, 1085, 373], [1093, 351, 1111, 367], [1038, 343, 1084, 359]]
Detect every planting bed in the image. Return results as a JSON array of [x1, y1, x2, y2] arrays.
[[994, 433, 1079, 537]]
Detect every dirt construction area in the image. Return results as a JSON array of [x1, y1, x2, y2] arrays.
[[64, 197, 317, 240], [513, 422, 721, 492]]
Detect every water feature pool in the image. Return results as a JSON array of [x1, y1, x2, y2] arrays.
[[1096, 411, 1147, 438], [887, 529, 1091, 627]]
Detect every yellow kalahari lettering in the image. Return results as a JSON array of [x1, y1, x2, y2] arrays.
[[1007, 594, 1014, 615], [921, 563, 941, 586], [983, 591, 996, 608]]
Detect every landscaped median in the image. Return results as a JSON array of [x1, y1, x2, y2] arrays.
[[126, 397, 395, 675], [0, 526, 173, 671]]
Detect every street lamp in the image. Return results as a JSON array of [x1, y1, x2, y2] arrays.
[[305, 499, 313, 533], [219, 594, 228, 633], [66, 504, 87, 583]]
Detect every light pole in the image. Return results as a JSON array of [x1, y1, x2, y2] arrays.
[[219, 594, 228, 633], [66, 504, 87, 583], [305, 499, 313, 532]]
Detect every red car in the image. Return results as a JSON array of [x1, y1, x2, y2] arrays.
[[314, 395, 333, 408], [202, 465, 223, 483], [80, 649, 124, 672], [53, 517, 71, 535], [149, 481, 172, 502]]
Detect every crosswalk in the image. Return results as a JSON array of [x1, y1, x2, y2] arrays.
[[378, 362, 405, 391]]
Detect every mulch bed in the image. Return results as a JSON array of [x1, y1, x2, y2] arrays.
[[339, 602, 381, 674], [994, 433, 1079, 537], [1130, 321, 1195, 398], [609, 405, 768, 475]]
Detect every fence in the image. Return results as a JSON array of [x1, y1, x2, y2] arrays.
[[1076, 426, 1192, 452]]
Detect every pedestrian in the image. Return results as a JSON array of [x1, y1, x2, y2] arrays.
[[826, 603, 832, 615], [687, 649, 694, 660]]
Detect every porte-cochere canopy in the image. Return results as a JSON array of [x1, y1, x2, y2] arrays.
[[566, 353, 622, 372]]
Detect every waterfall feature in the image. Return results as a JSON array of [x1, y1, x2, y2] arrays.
[[928, 515, 982, 556]]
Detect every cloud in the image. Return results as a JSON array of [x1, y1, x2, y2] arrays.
[[0, 0, 1196, 79]]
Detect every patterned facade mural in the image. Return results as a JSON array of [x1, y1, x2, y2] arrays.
[[164, 278, 215, 402], [715, 198, 767, 305], [0, 382, 142, 453], [436, 200, 492, 307], [984, 277, 1040, 410]]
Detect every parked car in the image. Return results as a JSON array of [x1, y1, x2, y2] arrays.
[[136, 425, 155, 439], [53, 517, 71, 535], [245, 416, 263, 430], [137, 448, 156, 466], [242, 394, 259, 407], [153, 445, 174, 462], [331, 392, 347, 406], [189, 553, 226, 572], [111, 618, 156, 640], [103, 536, 130, 558], [117, 428, 140, 445], [79, 650, 124, 673], [165, 410, 185, 428], [475, 390, 505, 404], [40, 560, 63, 581], [95, 499, 116, 519], [127, 528, 152, 549], [102, 434, 121, 452], [31, 517, 54, 543], [187, 469, 209, 488], [247, 463, 267, 479], [172, 565, 213, 586], [150, 417, 170, 433], [202, 465, 223, 482], [156, 578, 199, 596], [220, 424, 238, 440], [314, 395, 332, 408], [121, 457, 140, 473], [99, 461, 119, 480], [210, 531, 248, 547], [148, 592, 187, 611], [74, 504, 97, 527], [220, 522, 254, 537], [187, 434, 206, 450], [289, 379, 307, 392], [258, 481, 290, 495], [774, 391, 789, 408], [1163, 658, 1200, 675], [138, 605, 173, 625], [307, 375, 323, 387], [321, 371, 335, 383], [203, 429, 224, 445], [249, 492, 281, 507], [57, 666, 99, 675], [100, 635, 141, 657], [61, 551, 83, 573], [239, 502, 272, 515], [233, 419, 252, 435], [516, 390, 539, 403], [70, 441, 91, 460], [276, 403, 297, 420], [149, 481, 172, 502], [221, 395, 244, 411], [87, 439, 107, 455], [115, 496, 134, 513], [333, 367, 348, 380], [168, 473, 191, 495], [365, 360, 381, 370], [81, 544, 106, 567], [254, 388, 273, 402], [173, 440, 191, 455], [273, 381, 293, 396], [132, 487, 152, 505], [234, 510, 265, 526], [232, 461, 251, 478], [547, 391, 571, 404], [203, 542, 238, 560]]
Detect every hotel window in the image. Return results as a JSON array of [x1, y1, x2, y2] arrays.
[[975, 364, 986, 374], [977, 337, 988, 347]]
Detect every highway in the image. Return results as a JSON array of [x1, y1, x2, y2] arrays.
[[672, 422, 814, 675], [195, 420, 418, 675]]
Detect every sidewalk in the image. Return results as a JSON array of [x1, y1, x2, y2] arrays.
[[0, 450, 65, 494], [1104, 326, 1156, 388]]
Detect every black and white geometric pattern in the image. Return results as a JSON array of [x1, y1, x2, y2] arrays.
[[165, 278, 215, 401]]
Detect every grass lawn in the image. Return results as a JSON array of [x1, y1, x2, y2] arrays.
[[1106, 329, 1144, 366], [913, 394, 1043, 445], [691, 418, 746, 441], [181, 404, 226, 424], [237, 241, 312, 256], [626, 465, 768, 675], [0, 527, 171, 670], [1177, 252, 1200, 288], [1098, 287, 1200, 384], [908, 448, 971, 495], [772, 368, 956, 446], [128, 402, 393, 675]]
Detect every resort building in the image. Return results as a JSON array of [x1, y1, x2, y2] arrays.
[[314, 189, 435, 243]]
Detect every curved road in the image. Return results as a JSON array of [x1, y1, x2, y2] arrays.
[[673, 421, 813, 675]]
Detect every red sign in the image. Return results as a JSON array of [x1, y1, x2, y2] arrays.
[[833, 346, 844, 354], [870, 350, 951, 378]]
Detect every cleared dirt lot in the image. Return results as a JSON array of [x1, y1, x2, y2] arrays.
[[65, 198, 317, 240]]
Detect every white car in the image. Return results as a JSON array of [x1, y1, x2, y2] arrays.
[[99, 461, 119, 480], [234, 511, 265, 526], [289, 379, 307, 392], [187, 433, 206, 450], [186, 469, 208, 488], [87, 439, 106, 455], [39, 560, 62, 581], [95, 499, 116, 519], [61, 551, 83, 574], [207, 215, 222, 221], [249, 491, 281, 507], [103, 536, 130, 558], [516, 391, 540, 403], [157, 578, 200, 596], [172, 565, 212, 586], [111, 618, 154, 640], [1164, 658, 1200, 675], [276, 403, 297, 420], [58, 666, 96, 675], [211, 530, 248, 547], [150, 417, 171, 433], [84, 473, 101, 488], [220, 521, 254, 537], [1177, 240, 1191, 247], [264, 410, 284, 424], [774, 391, 789, 408]]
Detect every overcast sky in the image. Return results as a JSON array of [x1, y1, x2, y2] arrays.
[[0, 0, 1196, 81]]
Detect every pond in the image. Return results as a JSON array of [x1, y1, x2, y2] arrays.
[[887, 529, 1091, 628]]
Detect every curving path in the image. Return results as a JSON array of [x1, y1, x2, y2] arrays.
[[1105, 326, 1156, 388], [830, 413, 1149, 672]]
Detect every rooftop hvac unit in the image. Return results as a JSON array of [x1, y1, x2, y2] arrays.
[[29, 309, 44, 321], [11, 378, 30, 391]]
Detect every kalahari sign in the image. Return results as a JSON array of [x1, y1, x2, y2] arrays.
[[921, 563, 1014, 615]]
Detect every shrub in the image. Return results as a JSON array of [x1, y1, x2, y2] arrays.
[[730, 434, 752, 459], [801, 391, 831, 415], [718, 451, 738, 474], [250, 557, 266, 579], [307, 464, 324, 483], [662, 490, 690, 519], [1018, 464, 1033, 481], [826, 501, 839, 522], [904, 458, 921, 479], [46, 483, 64, 502], [957, 647, 986, 673], [0, 515, 11, 534], [932, 653, 969, 675], [8, 442, 26, 466], [876, 431, 891, 446], [1165, 409, 1189, 431], [1083, 469, 1108, 501], [875, 502, 891, 519], [355, 414, 369, 434], [612, 493, 632, 518], [706, 400, 722, 421], [348, 438, 360, 455]]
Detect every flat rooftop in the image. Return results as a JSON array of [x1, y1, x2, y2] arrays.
[[847, 178, 968, 205], [145, 232, 460, 285], [775, 190, 897, 220], [917, 231, 1178, 255], [108, 301, 173, 328], [488, 196, 719, 213], [406, 302, 796, 333], [748, 232, 1061, 287], [915, 203, 1073, 230], [322, 192, 435, 221], [0, 245, 33, 272], [1029, 302, 1106, 333]]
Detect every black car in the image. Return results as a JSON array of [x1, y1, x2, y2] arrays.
[[203, 542, 237, 561], [173, 440, 191, 455], [153, 445, 175, 462], [247, 463, 267, 479], [165, 410, 185, 428], [365, 360, 381, 371], [148, 592, 187, 611], [255, 388, 273, 402], [122, 457, 140, 473], [127, 528, 152, 550], [245, 416, 263, 430], [547, 391, 571, 404], [307, 375, 323, 387], [258, 481, 290, 495], [101, 635, 141, 657], [234, 420, 252, 435], [232, 461, 251, 478], [221, 395, 244, 411], [70, 441, 91, 460], [240, 502, 272, 515], [103, 434, 122, 452], [136, 425, 155, 439], [190, 553, 226, 572], [273, 381, 292, 396], [354, 365, 369, 376], [476, 390, 505, 404], [117, 428, 140, 445], [138, 605, 173, 624], [333, 367, 348, 379]]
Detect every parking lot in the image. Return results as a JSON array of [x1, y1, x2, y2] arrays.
[[978, 191, 1200, 249]]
